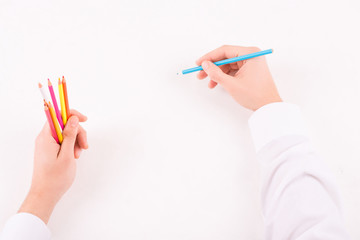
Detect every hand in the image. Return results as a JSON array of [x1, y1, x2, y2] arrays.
[[196, 45, 282, 111], [18, 109, 88, 224]]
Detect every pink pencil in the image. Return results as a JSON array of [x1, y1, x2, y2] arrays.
[[44, 104, 59, 143], [47, 79, 64, 130]]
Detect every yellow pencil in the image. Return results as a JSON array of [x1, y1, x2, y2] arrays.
[[47, 101, 63, 143], [58, 78, 67, 125]]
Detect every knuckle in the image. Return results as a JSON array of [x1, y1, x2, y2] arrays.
[[63, 130, 73, 139]]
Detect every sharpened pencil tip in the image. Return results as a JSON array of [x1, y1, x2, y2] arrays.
[[38, 83, 42, 88], [58, 78, 61, 84], [47, 78, 52, 85]]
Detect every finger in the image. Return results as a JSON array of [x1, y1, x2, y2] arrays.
[[37, 122, 57, 142], [74, 142, 82, 159], [40, 121, 52, 136], [197, 70, 207, 80], [230, 62, 239, 70], [58, 116, 79, 160], [76, 125, 88, 149], [201, 61, 233, 87], [228, 69, 239, 77], [70, 109, 87, 122], [196, 45, 260, 68], [208, 80, 218, 89], [197, 65, 231, 80]]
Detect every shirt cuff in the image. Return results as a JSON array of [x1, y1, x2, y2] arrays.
[[0, 213, 51, 240], [248, 102, 308, 152]]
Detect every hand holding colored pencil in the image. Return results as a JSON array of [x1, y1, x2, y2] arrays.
[[38, 76, 71, 144], [189, 45, 281, 111]]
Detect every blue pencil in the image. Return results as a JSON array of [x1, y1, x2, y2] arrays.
[[180, 49, 273, 75]]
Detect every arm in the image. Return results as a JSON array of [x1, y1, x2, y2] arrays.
[[249, 102, 350, 239], [197, 45, 350, 239], [0, 110, 88, 240]]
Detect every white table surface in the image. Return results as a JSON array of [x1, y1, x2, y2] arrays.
[[0, 0, 359, 239]]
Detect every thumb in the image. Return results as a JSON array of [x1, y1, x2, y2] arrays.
[[59, 116, 79, 159], [202, 61, 232, 86]]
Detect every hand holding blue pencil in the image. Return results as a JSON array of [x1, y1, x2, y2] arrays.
[[181, 46, 281, 111]]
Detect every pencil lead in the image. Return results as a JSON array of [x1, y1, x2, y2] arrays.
[[58, 78, 61, 84], [47, 78, 52, 86], [38, 83, 42, 88]]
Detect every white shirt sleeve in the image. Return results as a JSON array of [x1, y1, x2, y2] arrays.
[[0, 213, 51, 240], [249, 102, 351, 240]]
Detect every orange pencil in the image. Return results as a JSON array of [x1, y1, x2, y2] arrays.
[[44, 104, 59, 144], [47, 101, 63, 143], [62, 76, 71, 119]]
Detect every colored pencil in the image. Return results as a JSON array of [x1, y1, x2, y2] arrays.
[[38, 83, 51, 103], [44, 104, 59, 143], [48, 101, 63, 143], [62, 76, 71, 119], [58, 78, 67, 125], [180, 49, 273, 75], [48, 79, 64, 130]]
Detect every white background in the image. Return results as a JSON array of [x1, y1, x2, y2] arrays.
[[0, 0, 359, 239]]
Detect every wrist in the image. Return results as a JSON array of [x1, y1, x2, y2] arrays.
[[18, 189, 59, 224], [253, 95, 282, 111]]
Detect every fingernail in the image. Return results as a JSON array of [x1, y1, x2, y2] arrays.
[[76, 151, 82, 159], [202, 61, 210, 70], [69, 117, 79, 127]]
